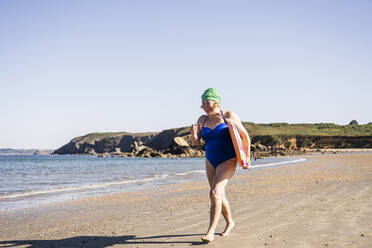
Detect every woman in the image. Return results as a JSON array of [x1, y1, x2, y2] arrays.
[[190, 88, 251, 242]]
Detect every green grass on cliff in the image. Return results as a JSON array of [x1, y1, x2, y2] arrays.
[[73, 131, 158, 142], [72, 123, 372, 143], [242, 122, 372, 137]]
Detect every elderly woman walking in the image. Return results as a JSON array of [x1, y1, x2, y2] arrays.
[[190, 88, 251, 242]]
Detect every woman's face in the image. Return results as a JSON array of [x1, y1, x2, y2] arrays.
[[201, 100, 218, 114]]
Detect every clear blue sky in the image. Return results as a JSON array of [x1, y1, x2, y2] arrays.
[[1, 0, 371, 149]]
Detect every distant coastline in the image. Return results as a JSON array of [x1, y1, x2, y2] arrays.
[[3, 122, 371, 158], [51, 122, 372, 158], [0, 148, 53, 155]]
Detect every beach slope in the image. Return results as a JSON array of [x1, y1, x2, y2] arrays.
[[1, 153, 371, 247]]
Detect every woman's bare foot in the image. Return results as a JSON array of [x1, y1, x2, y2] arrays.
[[201, 232, 214, 242], [221, 221, 235, 236]]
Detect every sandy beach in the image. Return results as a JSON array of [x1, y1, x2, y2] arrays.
[[1, 152, 372, 247]]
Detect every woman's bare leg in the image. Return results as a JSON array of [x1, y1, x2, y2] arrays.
[[205, 159, 235, 231], [202, 158, 237, 242], [205, 159, 215, 188], [221, 194, 235, 236]]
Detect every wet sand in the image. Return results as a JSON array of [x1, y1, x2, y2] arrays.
[[1, 153, 372, 247]]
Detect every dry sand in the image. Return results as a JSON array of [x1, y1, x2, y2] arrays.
[[1, 152, 372, 247]]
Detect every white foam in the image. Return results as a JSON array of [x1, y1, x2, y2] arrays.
[[174, 172, 188, 176], [249, 158, 306, 169], [154, 174, 169, 178], [0, 176, 168, 200]]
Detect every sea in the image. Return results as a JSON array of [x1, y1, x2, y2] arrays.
[[0, 155, 306, 211]]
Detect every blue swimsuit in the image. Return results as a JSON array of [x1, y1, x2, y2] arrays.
[[201, 111, 236, 168]]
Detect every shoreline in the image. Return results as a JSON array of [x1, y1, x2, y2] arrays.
[[0, 157, 306, 213], [2, 148, 372, 158], [1, 153, 372, 247]]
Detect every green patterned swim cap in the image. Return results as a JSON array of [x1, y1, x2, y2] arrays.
[[201, 88, 220, 103]]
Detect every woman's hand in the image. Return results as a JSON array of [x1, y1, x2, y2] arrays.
[[224, 118, 232, 125], [190, 124, 199, 145], [245, 145, 251, 167]]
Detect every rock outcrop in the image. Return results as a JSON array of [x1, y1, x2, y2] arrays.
[[53, 128, 205, 158], [349, 120, 359, 125], [53, 123, 372, 158], [53, 132, 157, 155]]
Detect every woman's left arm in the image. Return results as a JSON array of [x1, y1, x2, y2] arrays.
[[225, 111, 251, 165]]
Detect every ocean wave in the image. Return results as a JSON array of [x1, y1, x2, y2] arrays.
[[0, 158, 306, 200], [174, 172, 188, 176], [0, 175, 170, 200], [174, 170, 205, 176], [250, 158, 306, 169]]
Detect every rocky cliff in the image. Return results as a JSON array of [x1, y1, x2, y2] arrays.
[[53, 122, 372, 158], [53, 128, 204, 157]]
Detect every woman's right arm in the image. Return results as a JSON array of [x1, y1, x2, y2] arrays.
[[190, 116, 205, 146]]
